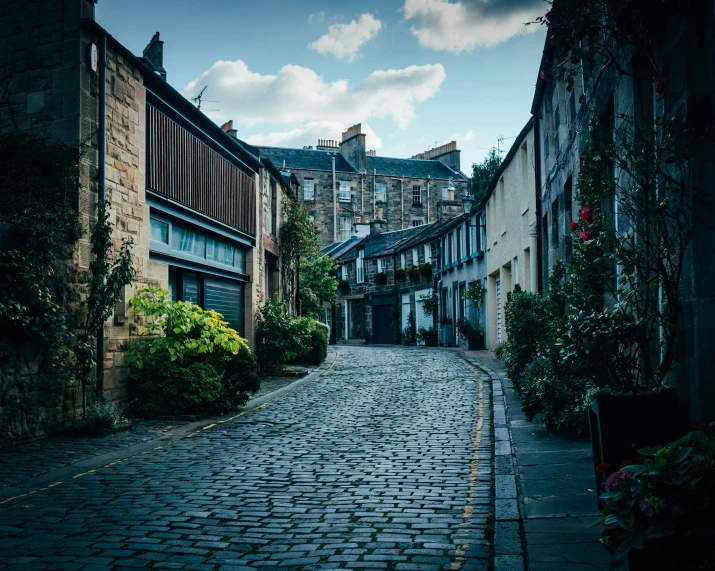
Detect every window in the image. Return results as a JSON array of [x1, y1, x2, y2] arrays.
[[308, 213, 315, 224], [412, 185, 422, 206], [464, 222, 470, 255], [339, 181, 351, 201], [150, 217, 169, 244], [303, 178, 315, 201], [442, 186, 450, 201], [339, 215, 351, 241], [451, 231, 457, 262], [174, 225, 205, 257], [513, 257, 519, 286], [377, 258, 385, 274], [341, 264, 348, 281], [412, 248, 419, 266], [424, 243, 431, 262], [375, 182, 387, 203], [456, 228, 462, 262], [400, 253, 406, 268], [206, 238, 236, 268], [356, 250, 365, 284], [479, 213, 486, 252], [412, 219, 423, 227]]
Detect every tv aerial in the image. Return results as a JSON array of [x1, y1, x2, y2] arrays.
[[191, 86, 220, 112]]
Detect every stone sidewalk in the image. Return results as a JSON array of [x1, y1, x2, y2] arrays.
[[458, 349, 611, 571]]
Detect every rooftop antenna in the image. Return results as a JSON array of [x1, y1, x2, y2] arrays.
[[191, 85, 220, 111]]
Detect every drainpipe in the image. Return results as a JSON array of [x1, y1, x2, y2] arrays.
[[427, 175, 430, 223], [401, 176, 404, 229], [332, 157, 337, 242], [532, 115, 544, 294], [361, 172, 364, 219], [373, 168, 376, 219], [96, 33, 107, 403]]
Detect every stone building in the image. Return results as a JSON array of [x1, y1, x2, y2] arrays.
[[0, 0, 289, 444], [531, 1, 715, 424], [481, 119, 536, 349], [256, 124, 471, 249]]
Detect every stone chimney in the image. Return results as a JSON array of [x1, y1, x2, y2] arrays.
[[437, 194, 465, 221], [339, 123, 366, 172], [221, 120, 238, 139], [370, 219, 387, 236], [316, 139, 339, 151], [143, 32, 166, 80], [412, 141, 461, 172]]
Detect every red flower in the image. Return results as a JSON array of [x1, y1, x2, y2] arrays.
[[569, 221, 579, 232], [540, 68, 554, 82], [579, 205, 595, 225], [653, 77, 668, 97], [596, 462, 611, 475], [620, 459, 634, 469], [694, 422, 711, 435], [579, 231, 594, 242]]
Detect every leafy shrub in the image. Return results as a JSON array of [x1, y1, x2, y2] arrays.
[[395, 268, 407, 282], [407, 266, 421, 283], [337, 279, 350, 292], [493, 342, 506, 359], [417, 326, 438, 347], [402, 311, 416, 345], [74, 402, 127, 429], [127, 288, 257, 417], [373, 272, 387, 286], [418, 263, 432, 279], [255, 297, 328, 372], [503, 285, 556, 384]]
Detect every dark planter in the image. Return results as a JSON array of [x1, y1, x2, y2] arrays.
[[628, 537, 715, 571], [589, 388, 682, 507], [467, 335, 484, 350]]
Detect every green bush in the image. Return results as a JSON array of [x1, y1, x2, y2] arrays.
[[417, 326, 438, 347], [255, 297, 328, 372], [73, 402, 127, 429], [127, 287, 258, 417], [503, 285, 556, 386]]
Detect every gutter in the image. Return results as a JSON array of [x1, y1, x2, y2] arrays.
[[333, 157, 337, 242]]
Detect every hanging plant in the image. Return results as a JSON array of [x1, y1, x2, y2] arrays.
[[407, 266, 421, 283], [373, 272, 387, 286], [418, 263, 432, 279], [395, 268, 407, 282], [337, 279, 350, 292]]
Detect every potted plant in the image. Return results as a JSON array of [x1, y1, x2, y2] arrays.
[[594, 423, 715, 570], [394, 268, 406, 282], [417, 326, 438, 347], [440, 316, 453, 347], [456, 317, 484, 350], [337, 279, 350, 293], [407, 266, 420, 283], [418, 263, 432, 279], [373, 272, 387, 286]]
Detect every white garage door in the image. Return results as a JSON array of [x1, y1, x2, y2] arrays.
[[401, 293, 411, 331], [415, 288, 433, 344]]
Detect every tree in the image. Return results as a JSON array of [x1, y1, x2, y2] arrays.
[[470, 148, 502, 202], [299, 255, 337, 320], [279, 197, 319, 314]]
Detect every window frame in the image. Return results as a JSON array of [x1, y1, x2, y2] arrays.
[[375, 182, 387, 203], [339, 215, 352, 241], [377, 258, 385, 274], [412, 185, 422, 206], [303, 178, 315, 201], [356, 250, 365, 284], [339, 181, 351, 202]]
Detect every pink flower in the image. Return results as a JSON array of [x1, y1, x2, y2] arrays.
[[605, 470, 629, 492], [653, 77, 668, 97], [579, 205, 595, 225], [540, 68, 555, 82], [569, 221, 579, 232], [579, 231, 594, 242]]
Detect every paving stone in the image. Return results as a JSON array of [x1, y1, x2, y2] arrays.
[[0, 347, 492, 571]]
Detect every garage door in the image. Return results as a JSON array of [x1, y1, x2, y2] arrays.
[[204, 276, 244, 337], [401, 293, 411, 332], [415, 288, 432, 345]]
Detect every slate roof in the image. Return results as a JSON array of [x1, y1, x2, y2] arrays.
[[391, 216, 465, 254], [365, 156, 469, 181], [254, 146, 359, 173]]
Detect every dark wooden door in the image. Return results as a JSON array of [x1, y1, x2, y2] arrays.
[[372, 305, 395, 345]]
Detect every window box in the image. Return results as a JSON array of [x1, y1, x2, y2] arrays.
[[418, 263, 432, 279], [373, 272, 388, 286], [395, 268, 407, 282], [407, 266, 421, 283]]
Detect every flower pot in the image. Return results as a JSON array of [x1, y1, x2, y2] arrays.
[[589, 388, 682, 508], [467, 334, 483, 350]]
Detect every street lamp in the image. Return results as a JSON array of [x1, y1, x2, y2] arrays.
[[461, 194, 475, 213]]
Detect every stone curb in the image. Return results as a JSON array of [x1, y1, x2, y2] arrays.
[[0, 349, 339, 504], [461, 355, 527, 571]]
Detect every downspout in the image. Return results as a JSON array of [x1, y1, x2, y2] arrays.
[[373, 168, 376, 219], [532, 115, 544, 294], [361, 172, 364, 220], [96, 33, 107, 403], [427, 175, 430, 223], [332, 157, 337, 242], [401, 176, 404, 229]]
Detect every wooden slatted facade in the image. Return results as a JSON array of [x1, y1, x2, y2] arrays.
[[147, 105, 256, 237]]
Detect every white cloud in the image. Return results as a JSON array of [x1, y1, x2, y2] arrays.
[[183, 61, 446, 129], [244, 121, 383, 151], [403, 0, 545, 53], [440, 129, 475, 145], [310, 13, 383, 62]]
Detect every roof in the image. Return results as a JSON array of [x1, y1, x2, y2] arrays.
[[480, 118, 535, 208], [321, 236, 362, 260], [531, 37, 553, 115], [365, 156, 469, 181], [364, 225, 430, 258], [254, 146, 359, 173]]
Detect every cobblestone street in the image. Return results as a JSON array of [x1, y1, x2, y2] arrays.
[[0, 347, 492, 571]]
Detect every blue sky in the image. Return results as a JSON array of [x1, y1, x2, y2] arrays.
[[97, 0, 547, 172]]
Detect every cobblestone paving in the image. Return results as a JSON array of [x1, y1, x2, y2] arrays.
[[0, 346, 492, 571]]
